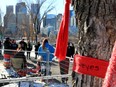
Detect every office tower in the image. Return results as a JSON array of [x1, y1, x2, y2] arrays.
[[31, 4, 38, 14], [6, 5, 13, 14], [17, 13, 29, 37], [70, 10, 76, 26], [15, 2, 30, 38], [31, 3, 40, 34], [4, 5, 16, 34], [16, 2, 27, 15], [43, 14, 57, 30], [56, 14, 62, 30]]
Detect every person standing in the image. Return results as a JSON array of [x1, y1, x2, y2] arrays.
[[59, 42, 72, 83], [38, 38, 55, 76], [35, 42, 41, 59], [11, 39, 18, 50], [11, 39, 18, 57], [19, 39, 27, 51], [70, 42, 75, 58], [3, 37, 12, 68], [26, 40, 32, 59]]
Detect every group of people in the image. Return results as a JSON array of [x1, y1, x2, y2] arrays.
[[3, 37, 18, 68], [2, 37, 75, 83], [3, 38, 32, 68], [2, 37, 55, 75]]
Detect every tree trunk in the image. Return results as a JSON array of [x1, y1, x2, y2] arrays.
[[72, 0, 116, 87]]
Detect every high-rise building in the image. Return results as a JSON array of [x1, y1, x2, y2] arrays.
[[69, 10, 78, 36], [6, 5, 13, 14], [17, 13, 29, 37], [15, 2, 30, 38], [31, 4, 38, 14], [43, 14, 57, 30], [31, 3, 41, 34], [4, 5, 16, 34], [4, 13, 16, 33], [70, 10, 76, 26], [31, 3, 40, 21], [56, 14, 62, 30], [16, 2, 27, 15]]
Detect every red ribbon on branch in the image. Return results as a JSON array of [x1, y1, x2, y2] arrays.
[[73, 54, 109, 78], [102, 41, 116, 87], [55, 0, 70, 61]]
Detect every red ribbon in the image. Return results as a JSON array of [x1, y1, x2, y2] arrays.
[[55, 0, 70, 61], [73, 54, 109, 78]]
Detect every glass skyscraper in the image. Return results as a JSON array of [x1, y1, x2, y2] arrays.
[[16, 2, 27, 15]]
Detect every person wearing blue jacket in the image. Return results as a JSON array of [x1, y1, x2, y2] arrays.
[[38, 38, 55, 76], [38, 38, 55, 61]]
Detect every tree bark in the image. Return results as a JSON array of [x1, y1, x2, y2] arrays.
[[72, 0, 116, 87]]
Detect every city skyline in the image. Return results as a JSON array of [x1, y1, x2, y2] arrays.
[[0, 0, 68, 23], [0, 0, 77, 39], [0, 0, 65, 16]]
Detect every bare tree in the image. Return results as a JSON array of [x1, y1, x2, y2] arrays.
[[25, 0, 55, 42], [72, 0, 116, 87]]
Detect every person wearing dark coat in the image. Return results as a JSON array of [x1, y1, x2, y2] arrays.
[[19, 39, 27, 51], [35, 42, 41, 59], [4, 37, 12, 55], [3, 37, 12, 68], [11, 39, 18, 57], [11, 39, 18, 50], [59, 42, 72, 83], [26, 40, 32, 59], [70, 42, 75, 57]]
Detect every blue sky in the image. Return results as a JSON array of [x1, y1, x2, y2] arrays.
[[0, 0, 65, 16]]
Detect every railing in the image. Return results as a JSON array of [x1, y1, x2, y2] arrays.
[[0, 48, 73, 87]]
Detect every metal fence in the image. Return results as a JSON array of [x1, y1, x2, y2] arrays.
[[0, 49, 73, 87]]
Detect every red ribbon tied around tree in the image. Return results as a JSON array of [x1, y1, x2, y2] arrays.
[[55, 0, 70, 61], [73, 54, 109, 78]]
